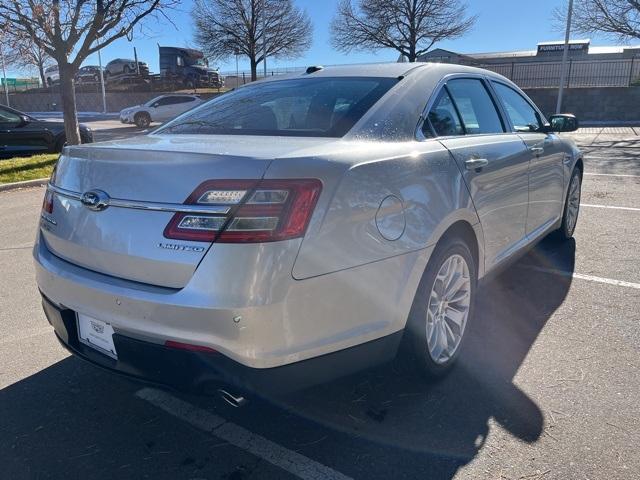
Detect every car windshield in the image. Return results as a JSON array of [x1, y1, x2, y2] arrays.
[[157, 77, 397, 137]]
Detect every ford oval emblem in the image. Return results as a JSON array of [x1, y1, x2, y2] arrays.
[[81, 189, 110, 211]]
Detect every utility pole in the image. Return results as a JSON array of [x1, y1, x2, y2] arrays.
[[556, 0, 574, 114], [262, 0, 267, 78], [97, 48, 107, 114], [0, 45, 9, 107]]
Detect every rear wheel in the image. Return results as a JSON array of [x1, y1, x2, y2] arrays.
[[404, 237, 477, 378], [123, 65, 131, 75], [134, 112, 151, 129], [557, 167, 582, 240]]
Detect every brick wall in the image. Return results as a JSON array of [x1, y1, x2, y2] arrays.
[[523, 87, 640, 123], [5, 86, 640, 123], [7, 91, 222, 113]]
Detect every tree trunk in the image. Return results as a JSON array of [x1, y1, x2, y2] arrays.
[[59, 63, 81, 145], [38, 64, 46, 87], [250, 57, 258, 81]]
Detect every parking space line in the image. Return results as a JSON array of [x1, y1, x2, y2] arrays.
[[584, 172, 640, 178], [581, 203, 640, 212], [520, 265, 640, 289], [585, 155, 640, 161], [136, 388, 352, 480]]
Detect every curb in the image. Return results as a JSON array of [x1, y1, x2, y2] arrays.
[[0, 178, 48, 193]]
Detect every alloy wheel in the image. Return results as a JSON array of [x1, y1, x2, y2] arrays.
[[425, 254, 471, 364]]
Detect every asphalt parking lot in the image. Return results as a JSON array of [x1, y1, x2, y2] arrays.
[[1, 127, 639, 479]]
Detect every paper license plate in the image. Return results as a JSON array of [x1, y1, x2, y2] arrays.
[[77, 313, 117, 359]]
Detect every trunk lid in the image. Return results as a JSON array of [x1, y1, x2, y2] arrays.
[[42, 134, 333, 288]]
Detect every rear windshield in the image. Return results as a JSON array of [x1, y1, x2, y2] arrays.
[[156, 77, 397, 138]]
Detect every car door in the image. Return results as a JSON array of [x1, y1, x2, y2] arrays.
[[171, 97, 199, 117], [151, 97, 178, 122], [424, 77, 531, 267], [491, 81, 566, 238], [0, 107, 51, 155]]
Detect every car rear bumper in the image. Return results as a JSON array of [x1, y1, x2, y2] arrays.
[[34, 230, 428, 370], [41, 294, 403, 395]]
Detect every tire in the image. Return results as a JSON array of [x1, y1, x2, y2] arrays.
[[404, 237, 477, 379], [123, 65, 131, 74], [134, 112, 151, 129], [184, 77, 196, 89], [557, 167, 582, 241], [54, 136, 66, 153]]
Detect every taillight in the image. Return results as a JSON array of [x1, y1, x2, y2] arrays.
[[164, 179, 322, 243], [42, 189, 54, 214], [41, 165, 57, 214]]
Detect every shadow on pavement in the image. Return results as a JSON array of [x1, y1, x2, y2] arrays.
[[0, 237, 576, 479], [273, 236, 577, 477]]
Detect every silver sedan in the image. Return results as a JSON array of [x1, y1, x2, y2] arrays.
[[34, 63, 582, 396]]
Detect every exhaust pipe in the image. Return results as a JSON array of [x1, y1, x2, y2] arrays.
[[217, 388, 247, 408]]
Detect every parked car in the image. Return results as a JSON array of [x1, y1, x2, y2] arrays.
[[0, 105, 93, 156], [119, 94, 204, 128], [44, 65, 59, 86], [75, 65, 103, 84], [34, 63, 582, 398], [104, 58, 149, 78]]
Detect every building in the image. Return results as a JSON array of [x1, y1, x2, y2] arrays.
[[418, 40, 640, 88]]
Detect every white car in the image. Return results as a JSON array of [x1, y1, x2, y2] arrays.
[[44, 65, 59, 86], [119, 94, 204, 128]]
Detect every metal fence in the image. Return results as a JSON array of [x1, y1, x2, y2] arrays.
[[222, 58, 640, 89], [481, 58, 640, 88]]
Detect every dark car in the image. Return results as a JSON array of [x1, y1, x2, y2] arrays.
[[0, 105, 93, 157], [75, 66, 103, 84]]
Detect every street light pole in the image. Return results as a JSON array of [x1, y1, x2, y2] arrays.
[[556, 0, 574, 114], [262, 0, 267, 78], [97, 48, 107, 114], [0, 45, 10, 107]]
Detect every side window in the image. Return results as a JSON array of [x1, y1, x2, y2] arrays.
[[0, 108, 20, 124], [492, 82, 542, 132], [446, 79, 504, 134], [425, 88, 464, 137]]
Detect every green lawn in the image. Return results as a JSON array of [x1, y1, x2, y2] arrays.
[[0, 154, 58, 184]]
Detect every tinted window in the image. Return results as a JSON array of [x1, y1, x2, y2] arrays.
[[492, 82, 542, 132], [447, 79, 504, 134], [157, 77, 397, 137], [425, 89, 464, 137], [0, 107, 20, 124]]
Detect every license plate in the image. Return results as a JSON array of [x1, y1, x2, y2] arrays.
[[77, 313, 117, 359]]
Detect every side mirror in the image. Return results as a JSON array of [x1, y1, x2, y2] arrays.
[[546, 114, 579, 133], [17, 115, 30, 127]]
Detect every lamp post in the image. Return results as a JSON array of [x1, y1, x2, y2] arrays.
[[262, 0, 267, 78], [0, 44, 9, 107], [556, 0, 574, 114], [97, 48, 107, 114]]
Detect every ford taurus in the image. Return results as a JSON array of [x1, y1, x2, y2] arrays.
[[34, 63, 582, 397]]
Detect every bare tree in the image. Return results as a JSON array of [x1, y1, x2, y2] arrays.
[[555, 0, 640, 41], [0, 0, 177, 145], [193, 0, 312, 81], [3, 32, 52, 86], [331, 0, 476, 62]]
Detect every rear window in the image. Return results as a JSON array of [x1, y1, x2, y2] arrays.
[[157, 77, 397, 138]]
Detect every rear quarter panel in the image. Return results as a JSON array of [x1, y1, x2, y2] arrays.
[[265, 140, 480, 280]]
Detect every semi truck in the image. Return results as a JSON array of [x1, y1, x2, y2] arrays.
[[159, 46, 224, 89]]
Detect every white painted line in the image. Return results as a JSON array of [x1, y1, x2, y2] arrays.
[[581, 203, 640, 212], [521, 265, 640, 290], [136, 388, 352, 480], [584, 172, 640, 178], [585, 155, 639, 161]]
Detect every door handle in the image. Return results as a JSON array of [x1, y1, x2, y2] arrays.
[[529, 146, 544, 154], [465, 158, 489, 171]]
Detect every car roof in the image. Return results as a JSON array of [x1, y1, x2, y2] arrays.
[[255, 62, 510, 84]]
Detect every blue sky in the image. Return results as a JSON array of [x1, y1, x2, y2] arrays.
[[6, 0, 624, 77]]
